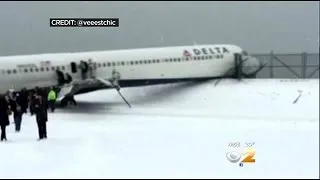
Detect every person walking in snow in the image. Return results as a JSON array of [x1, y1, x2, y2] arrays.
[[34, 92, 48, 140], [8, 92, 24, 132], [47, 87, 57, 113], [0, 94, 10, 141]]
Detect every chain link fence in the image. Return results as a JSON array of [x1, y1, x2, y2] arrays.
[[251, 52, 319, 79]]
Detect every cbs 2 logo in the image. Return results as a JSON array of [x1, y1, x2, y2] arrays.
[[226, 149, 256, 163]]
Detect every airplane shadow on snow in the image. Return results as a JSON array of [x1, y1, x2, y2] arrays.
[[58, 80, 215, 115]]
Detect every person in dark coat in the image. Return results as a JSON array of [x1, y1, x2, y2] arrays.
[[34, 92, 48, 140], [19, 88, 29, 114], [0, 94, 10, 141], [29, 90, 38, 116], [9, 93, 24, 132]]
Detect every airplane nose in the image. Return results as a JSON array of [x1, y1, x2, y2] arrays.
[[241, 56, 265, 77]]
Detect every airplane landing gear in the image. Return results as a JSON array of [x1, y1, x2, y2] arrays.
[[60, 95, 77, 107]]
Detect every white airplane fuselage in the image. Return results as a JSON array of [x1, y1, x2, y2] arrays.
[[0, 44, 259, 95]]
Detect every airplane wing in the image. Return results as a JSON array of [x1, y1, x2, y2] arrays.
[[56, 77, 131, 108], [57, 78, 114, 100]]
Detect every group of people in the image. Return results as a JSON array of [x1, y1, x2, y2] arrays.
[[0, 87, 57, 142]]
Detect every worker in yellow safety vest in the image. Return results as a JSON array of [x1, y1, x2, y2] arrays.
[[47, 87, 57, 113]]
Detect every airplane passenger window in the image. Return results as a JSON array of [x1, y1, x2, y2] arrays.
[[112, 62, 116, 66], [121, 62, 125, 66], [7, 70, 11, 74], [107, 62, 111, 67], [177, 58, 181, 62], [35, 68, 39, 72], [135, 61, 139, 65], [139, 60, 143, 64], [165, 59, 168, 62], [13, 69, 17, 74], [144, 60, 147, 64], [186, 58, 189, 61], [117, 62, 121, 66], [201, 56, 205, 60], [40, 67, 44, 71], [56, 67, 60, 70], [46, 67, 49, 71], [156, 60, 160, 63], [51, 67, 55, 71], [24, 69, 28, 73], [30, 68, 33, 72], [102, 63, 106, 67], [147, 60, 151, 64], [61, 66, 65, 70], [130, 61, 134, 65]]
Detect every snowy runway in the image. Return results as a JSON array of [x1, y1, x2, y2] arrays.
[[0, 79, 319, 178]]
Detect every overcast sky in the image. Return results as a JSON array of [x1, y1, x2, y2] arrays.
[[0, 1, 318, 56]]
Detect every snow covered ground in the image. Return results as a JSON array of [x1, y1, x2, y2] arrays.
[[0, 79, 319, 178]]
